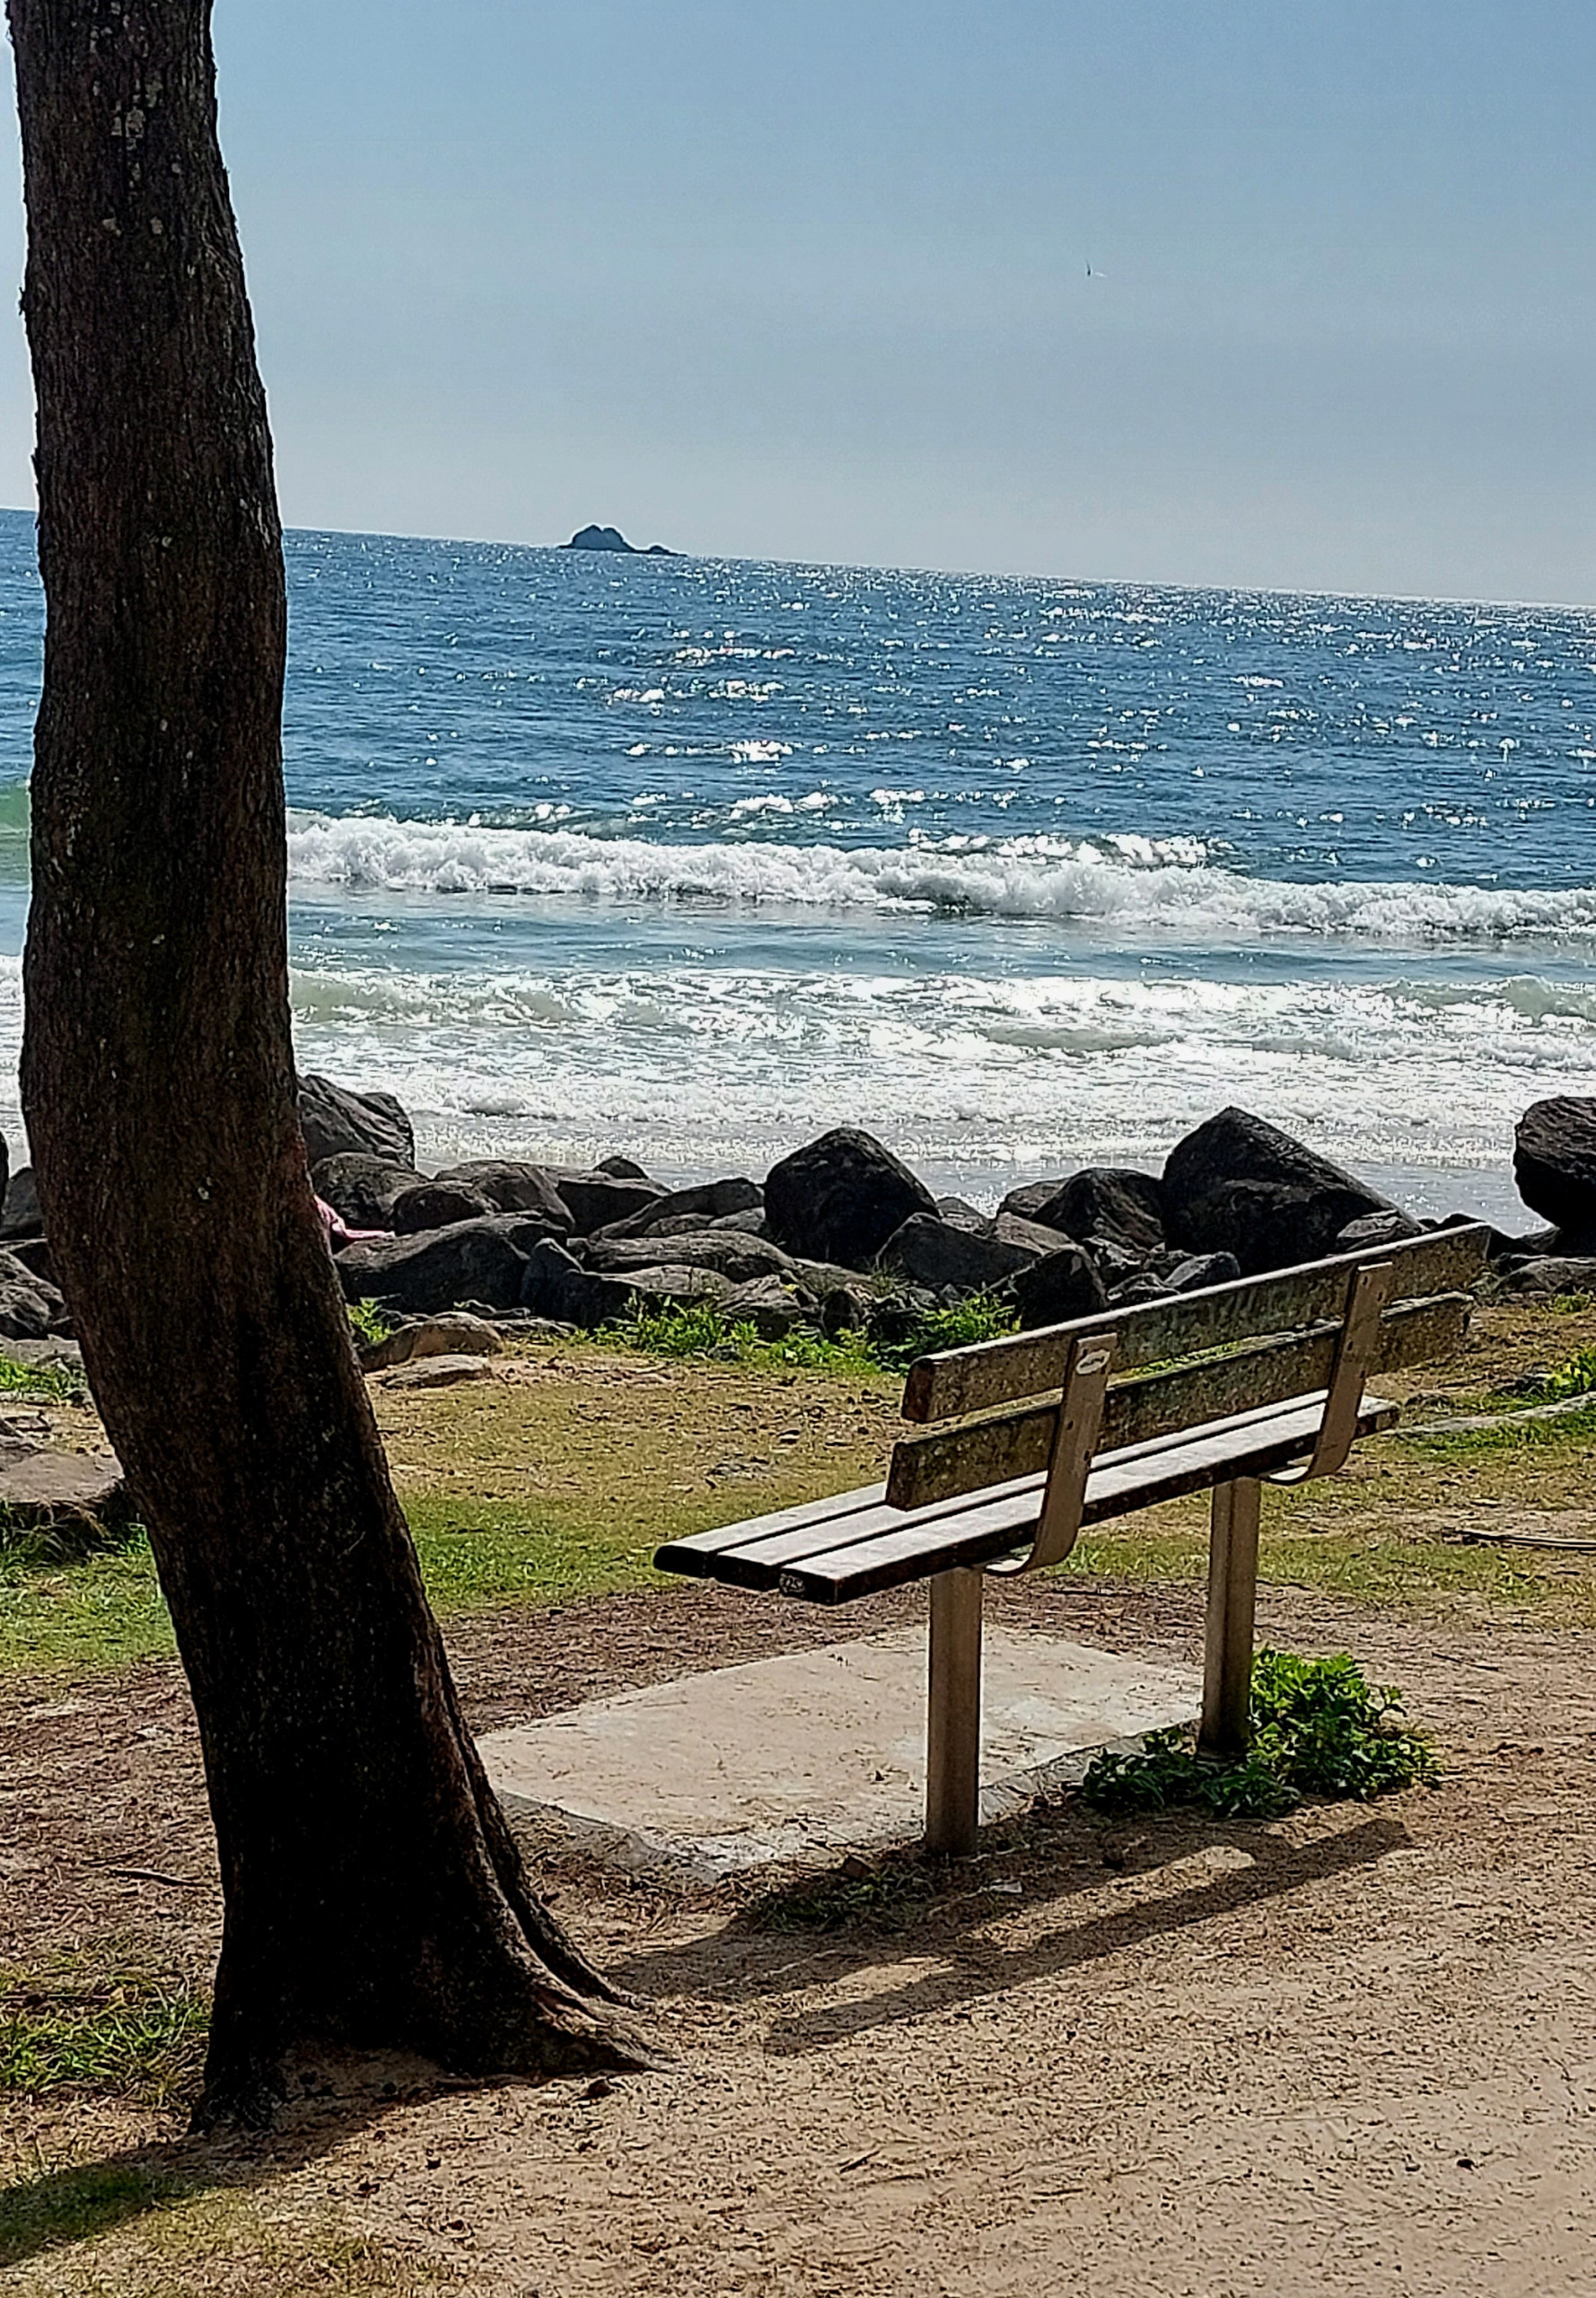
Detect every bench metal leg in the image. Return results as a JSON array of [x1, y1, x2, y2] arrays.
[[1199, 1476, 1261, 1761], [925, 1567, 984, 1856]]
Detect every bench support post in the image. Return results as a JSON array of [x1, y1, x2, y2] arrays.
[[1199, 1475, 1261, 1760], [925, 1566, 984, 1856]]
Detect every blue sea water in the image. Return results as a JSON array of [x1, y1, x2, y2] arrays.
[[1, 508, 1593, 1217]]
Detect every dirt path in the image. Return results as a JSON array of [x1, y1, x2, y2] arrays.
[[6, 1583, 1596, 2294]]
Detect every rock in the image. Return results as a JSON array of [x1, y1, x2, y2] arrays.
[[0, 1249, 69, 1339], [312, 1153, 423, 1231], [709, 1209, 767, 1235], [5, 1236, 57, 1288], [0, 1448, 127, 1533], [994, 1211, 1072, 1260], [1164, 1251, 1241, 1294], [1032, 1169, 1166, 1258], [998, 1180, 1068, 1225], [334, 1218, 534, 1314], [598, 1177, 762, 1240], [563, 525, 678, 557], [390, 1181, 498, 1235], [935, 1197, 991, 1232], [1513, 1099, 1596, 1236], [431, 1161, 572, 1230], [820, 1285, 874, 1339], [357, 1312, 505, 1373], [377, 1354, 500, 1390], [298, 1074, 414, 1169], [1498, 1256, 1596, 1297], [520, 1238, 729, 1329], [875, 1214, 1037, 1293], [1107, 1273, 1172, 1307], [584, 1231, 794, 1285], [764, 1127, 938, 1270], [596, 1153, 652, 1180], [1335, 1209, 1425, 1253], [546, 1170, 664, 1234], [1012, 1244, 1109, 1330], [0, 1165, 41, 1241], [721, 1276, 812, 1340], [1162, 1108, 1396, 1276]]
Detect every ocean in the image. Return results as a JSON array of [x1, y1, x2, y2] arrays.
[[1, 507, 1593, 1224]]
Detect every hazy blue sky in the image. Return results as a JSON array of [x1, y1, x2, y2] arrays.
[[2, 1, 1592, 599]]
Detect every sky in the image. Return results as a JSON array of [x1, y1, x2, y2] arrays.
[[1, 0, 1592, 601]]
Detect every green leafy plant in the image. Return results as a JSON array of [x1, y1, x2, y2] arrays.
[[605, 1287, 1017, 1376], [867, 1289, 1020, 1372], [1533, 1344, 1596, 1403], [346, 1297, 398, 1347], [0, 1956, 210, 2106], [1081, 1648, 1440, 1819]]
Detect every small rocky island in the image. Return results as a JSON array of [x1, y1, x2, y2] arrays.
[[563, 524, 677, 557]]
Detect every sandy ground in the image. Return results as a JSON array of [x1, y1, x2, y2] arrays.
[[6, 1577, 1596, 2296]]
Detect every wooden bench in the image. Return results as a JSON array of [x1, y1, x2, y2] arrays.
[[656, 1223, 1489, 1855]]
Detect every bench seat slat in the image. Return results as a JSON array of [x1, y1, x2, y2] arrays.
[[900, 1224, 1489, 1425], [653, 1480, 889, 1574], [776, 1390, 1398, 1604]]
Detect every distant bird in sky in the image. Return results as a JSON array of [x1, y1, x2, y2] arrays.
[[1085, 261, 1107, 279]]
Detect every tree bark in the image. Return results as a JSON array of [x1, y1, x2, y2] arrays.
[[6, 0, 650, 2124]]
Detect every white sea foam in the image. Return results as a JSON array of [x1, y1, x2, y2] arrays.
[[284, 811, 1596, 943]]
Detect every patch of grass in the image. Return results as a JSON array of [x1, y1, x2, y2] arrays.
[[0, 1956, 209, 2109], [1533, 1345, 1596, 1402], [1395, 1395, 1596, 1460], [0, 1352, 87, 1407], [604, 1288, 1018, 1375], [0, 1530, 175, 1673], [1081, 1648, 1440, 1820], [404, 1495, 662, 1611]]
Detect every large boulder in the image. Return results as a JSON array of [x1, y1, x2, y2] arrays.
[[1012, 1243, 1109, 1330], [0, 1247, 69, 1339], [1514, 1099, 1596, 1239], [1162, 1108, 1396, 1276], [597, 1176, 761, 1240], [998, 1179, 1068, 1225], [311, 1153, 423, 1231], [1499, 1255, 1596, 1298], [0, 1165, 41, 1241], [334, 1216, 538, 1314], [520, 1238, 729, 1329], [390, 1180, 497, 1235], [584, 1231, 795, 1285], [875, 1214, 1038, 1293], [298, 1074, 414, 1169], [431, 1160, 572, 1231], [1032, 1168, 1166, 1259], [764, 1128, 937, 1270], [546, 1170, 664, 1234]]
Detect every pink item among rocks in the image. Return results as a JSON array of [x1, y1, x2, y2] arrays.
[[315, 1195, 391, 1249]]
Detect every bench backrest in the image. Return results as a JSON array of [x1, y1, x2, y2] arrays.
[[887, 1224, 1489, 1513]]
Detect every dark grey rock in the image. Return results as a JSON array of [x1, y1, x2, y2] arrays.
[[1032, 1168, 1166, 1258], [5, 1236, 57, 1288], [1335, 1209, 1425, 1253], [311, 1153, 421, 1231], [1162, 1107, 1396, 1276], [998, 1180, 1068, 1225], [1498, 1255, 1596, 1296], [598, 1176, 762, 1240], [765, 1127, 937, 1270], [1164, 1251, 1242, 1294], [994, 1211, 1072, 1260], [0, 1248, 69, 1340], [935, 1197, 991, 1233], [298, 1074, 414, 1169], [431, 1160, 572, 1231], [722, 1276, 812, 1340], [1012, 1243, 1109, 1330], [585, 1231, 794, 1285], [390, 1181, 498, 1235], [876, 1214, 1037, 1293], [519, 1238, 729, 1329], [709, 1208, 767, 1235], [0, 1165, 42, 1241], [334, 1217, 533, 1314], [1514, 1098, 1596, 1234], [546, 1170, 665, 1233], [596, 1154, 652, 1180]]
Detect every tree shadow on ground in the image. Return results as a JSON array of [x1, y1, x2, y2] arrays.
[[613, 1794, 1414, 2057], [0, 2053, 481, 2276]]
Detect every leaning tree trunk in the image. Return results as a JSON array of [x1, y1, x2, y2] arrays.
[[6, 0, 649, 2123]]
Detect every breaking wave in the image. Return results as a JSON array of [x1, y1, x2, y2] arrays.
[[285, 811, 1596, 943]]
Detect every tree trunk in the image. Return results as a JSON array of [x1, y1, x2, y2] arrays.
[[6, 0, 650, 2125]]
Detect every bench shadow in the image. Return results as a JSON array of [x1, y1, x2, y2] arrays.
[[613, 1802, 1412, 2057]]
